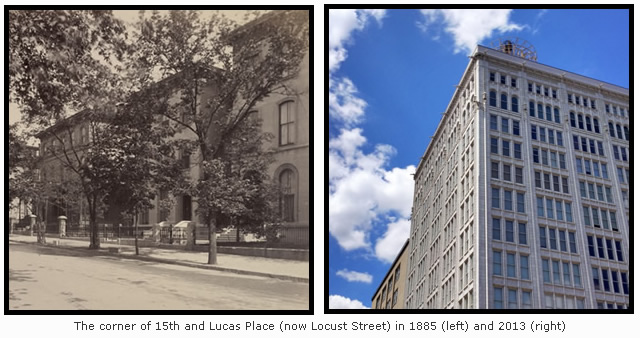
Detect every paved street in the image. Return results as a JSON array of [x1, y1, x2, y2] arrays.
[[9, 242, 308, 310]]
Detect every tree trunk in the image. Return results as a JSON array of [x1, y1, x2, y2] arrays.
[[88, 197, 100, 249], [207, 211, 217, 265], [134, 213, 139, 255]]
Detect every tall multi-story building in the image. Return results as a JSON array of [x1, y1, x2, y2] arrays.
[[405, 41, 629, 309]]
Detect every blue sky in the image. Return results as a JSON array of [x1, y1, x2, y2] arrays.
[[328, 8, 629, 309]]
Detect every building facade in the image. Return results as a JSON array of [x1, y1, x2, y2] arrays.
[[34, 10, 309, 247], [405, 43, 629, 309], [372, 239, 409, 309]]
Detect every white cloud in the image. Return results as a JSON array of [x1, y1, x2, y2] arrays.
[[329, 78, 368, 126], [329, 9, 386, 72], [375, 218, 410, 263], [328, 8, 414, 262], [329, 128, 415, 253], [329, 295, 369, 309], [417, 9, 523, 54], [336, 269, 373, 283]]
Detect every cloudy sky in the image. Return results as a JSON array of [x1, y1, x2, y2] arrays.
[[328, 8, 629, 309]]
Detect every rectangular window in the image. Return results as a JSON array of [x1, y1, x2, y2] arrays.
[[535, 171, 542, 188], [505, 220, 514, 242], [610, 211, 618, 231], [546, 105, 552, 121], [537, 103, 543, 119], [517, 193, 525, 213], [621, 272, 629, 294], [502, 140, 510, 157], [613, 145, 619, 160], [537, 197, 544, 217], [573, 135, 579, 150], [546, 198, 554, 219], [601, 269, 610, 292], [493, 251, 502, 276], [549, 130, 555, 144], [541, 150, 548, 165], [569, 232, 577, 253], [596, 237, 605, 258], [583, 206, 591, 226], [528, 82, 533, 92], [589, 139, 596, 154], [515, 167, 523, 184], [581, 137, 587, 152], [490, 72, 496, 82], [548, 228, 557, 250], [605, 238, 614, 260], [544, 87, 549, 96], [542, 259, 551, 283], [611, 270, 620, 293], [597, 141, 604, 156], [533, 147, 539, 163], [554, 108, 560, 123], [576, 158, 583, 173], [504, 190, 512, 211], [568, 93, 573, 103], [588, 183, 595, 199], [552, 89, 557, 99], [539, 226, 547, 248], [492, 218, 501, 240], [518, 222, 527, 245], [507, 289, 517, 309], [587, 236, 595, 256], [596, 185, 604, 201], [491, 137, 498, 154], [556, 200, 563, 220], [512, 120, 520, 135], [617, 167, 624, 183], [490, 115, 498, 130], [503, 164, 511, 181], [494, 286, 503, 309], [507, 253, 516, 277], [615, 241, 623, 261], [562, 177, 569, 194], [601, 209, 609, 229], [536, 85, 541, 95], [553, 175, 560, 192], [529, 101, 535, 117], [584, 159, 591, 175], [500, 75, 506, 85], [520, 255, 530, 280], [579, 181, 586, 198], [279, 101, 296, 145], [544, 173, 551, 190], [552, 260, 561, 284], [556, 131, 563, 146], [565, 202, 573, 222], [601, 163, 608, 179], [550, 152, 558, 168], [492, 188, 500, 208], [511, 78, 517, 88], [531, 125, 537, 140], [539, 127, 546, 142], [559, 230, 567, 251], [501, 117, 509, 133], [563, 262, 571, 286], [514, 143, 521, 159], [491, 162, 499, 179], [592, 267, 600, 290], [594, 163, 600, 177]]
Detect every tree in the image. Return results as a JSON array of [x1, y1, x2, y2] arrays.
[[9, 10, 129, 249], [128, 10, 308, 264], [88, 101, 185, 255]]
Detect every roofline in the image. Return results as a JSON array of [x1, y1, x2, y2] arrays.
[[371, 239, 409, 301]]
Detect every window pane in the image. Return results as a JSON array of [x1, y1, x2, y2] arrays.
[[518, 222, 527, 245], [505, 220, 514, 242], [507, 253, 516, 277], [520, 255, 529, 280]]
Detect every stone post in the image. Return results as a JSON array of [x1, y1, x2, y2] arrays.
[[29, 214, 37, 236], [58, 215, 67, 238]]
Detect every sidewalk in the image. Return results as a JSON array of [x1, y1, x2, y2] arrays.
[[8, 234, 309, 283]]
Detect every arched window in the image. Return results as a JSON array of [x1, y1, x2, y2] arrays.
[[624, 126, 629, 140], [489, 91, 497, 107], [593, 118, 600, 133], [569, 112, 576, 128], [609, 122, 615, 137], [529, 101, 535, 117], [500, 93, 508, 110], [279, 101, 296, 146], [279, 169, 296, 222], [511, 96, 518, 113]]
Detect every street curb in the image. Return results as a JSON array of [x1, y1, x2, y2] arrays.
[[9, 239, 309, 284]]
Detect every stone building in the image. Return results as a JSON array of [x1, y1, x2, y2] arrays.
[[405, 42, 629, 309], [34, 10, 309, 247]]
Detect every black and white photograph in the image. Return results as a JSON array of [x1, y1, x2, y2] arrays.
[[7, 8, 310, 311]]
